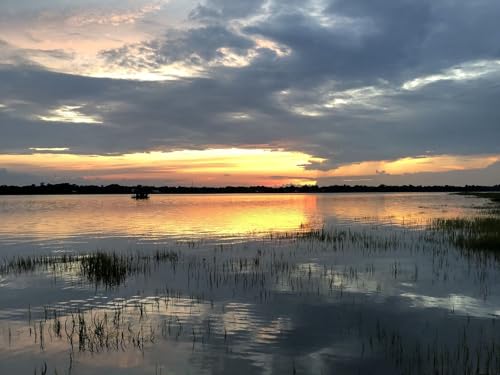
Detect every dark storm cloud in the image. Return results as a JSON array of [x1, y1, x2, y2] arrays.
[[2, 0, 500, 181]]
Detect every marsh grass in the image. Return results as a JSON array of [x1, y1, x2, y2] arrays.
[[2, 223, 500, 375], [0, 250, 179, 287], [0, 225, 489, 291], [431, 217, 500, 253], [431, 192, 500, 253]]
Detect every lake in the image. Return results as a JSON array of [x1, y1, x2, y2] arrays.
[[0, 193, 499, 374]]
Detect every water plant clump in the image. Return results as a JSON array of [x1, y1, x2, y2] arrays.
[[80, 252, 131, 287], [431, 217, 500, 252], [430, 192, 500, 253], [0, 250, 180, 287]]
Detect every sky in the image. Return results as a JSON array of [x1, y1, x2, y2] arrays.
[[1, 0, 500, 186]]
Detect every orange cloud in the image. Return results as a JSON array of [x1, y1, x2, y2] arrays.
[[0, 150, 498, 186], [323, 154, 500, 177], [0, 149, 323, 186]]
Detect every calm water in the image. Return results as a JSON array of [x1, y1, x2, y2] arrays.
[[0, 193, 499, 374], [0, 193, 479, 253]]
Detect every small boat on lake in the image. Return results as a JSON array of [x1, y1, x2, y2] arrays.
[[132, 185, 150, 199]]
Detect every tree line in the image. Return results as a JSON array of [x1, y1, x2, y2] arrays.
[[0, 183, 499, 195]]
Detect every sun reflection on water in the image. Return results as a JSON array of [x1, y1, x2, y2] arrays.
[[0, 193, 482, 253]]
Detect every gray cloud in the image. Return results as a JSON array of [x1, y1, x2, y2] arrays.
[[189, 0, 266, 21], [100, 25, 255, 69], [0, 168, 42, 185]]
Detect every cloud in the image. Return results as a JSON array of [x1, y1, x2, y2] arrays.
[[37, 105, 103, 124], [65, 2, 167, 27], [0, 149, 322, 186], [402, 60, 500, 91], [318, 161, 500, 187], [98, 24, 291, 78], [29, 147, 70, 152], [0, 168, 43, 185], [189, 0, 266, 21]]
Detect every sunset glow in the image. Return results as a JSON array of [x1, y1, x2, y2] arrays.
[[0, 149, 323, 186], [326, 155, 500, 178], [0, 149, 498, 186]]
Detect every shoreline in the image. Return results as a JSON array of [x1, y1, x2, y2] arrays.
[[1, 183, 499, 196]]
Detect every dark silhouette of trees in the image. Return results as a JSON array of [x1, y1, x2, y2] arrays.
[[0, 183, 498, 195]]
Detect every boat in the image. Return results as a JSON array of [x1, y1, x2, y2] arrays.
[[132, 185, 150, 199]]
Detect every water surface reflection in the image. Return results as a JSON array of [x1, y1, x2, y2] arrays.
[[0, 193, 481, 253], [0, 193, 498, 374]]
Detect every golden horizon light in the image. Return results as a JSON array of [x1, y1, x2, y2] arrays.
[[0, 149, 498, 186]]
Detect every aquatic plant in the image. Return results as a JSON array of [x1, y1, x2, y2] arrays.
[[0, 250, 179, 287], [431, 217, 500, 252]]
